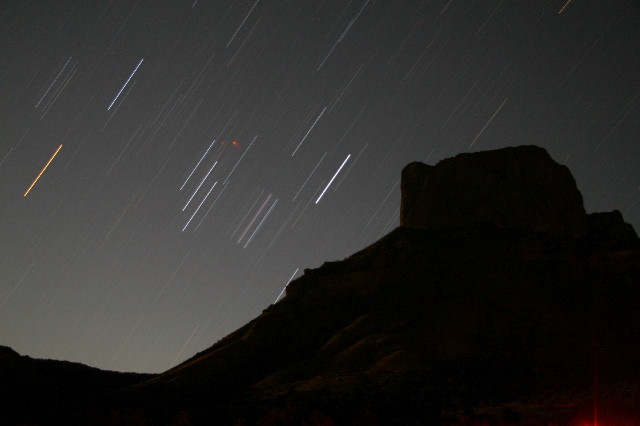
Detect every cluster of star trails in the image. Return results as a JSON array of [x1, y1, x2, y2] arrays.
[[2, 0, 638, 375]]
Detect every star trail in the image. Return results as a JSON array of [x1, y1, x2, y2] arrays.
[[1, 1, 639, 373]]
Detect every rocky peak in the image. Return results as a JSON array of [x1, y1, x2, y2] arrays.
[[400, 145, 588, 237]]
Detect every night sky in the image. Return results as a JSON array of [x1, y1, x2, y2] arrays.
[[1, 1, 639, 374]]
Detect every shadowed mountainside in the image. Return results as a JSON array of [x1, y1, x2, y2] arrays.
[[94, 224, 640, 425], [2, 146, 640, 425], [0, 345, 153, 424]]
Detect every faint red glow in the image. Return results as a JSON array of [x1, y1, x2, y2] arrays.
[[220, 140, 240, 148]]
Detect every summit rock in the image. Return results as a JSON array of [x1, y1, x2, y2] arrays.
[[400, 145, 588, 237]]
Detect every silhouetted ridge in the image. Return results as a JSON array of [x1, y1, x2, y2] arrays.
[[2, 145, 639, 425], [0, 345, 20, 359], [0, 347, 153, 425]]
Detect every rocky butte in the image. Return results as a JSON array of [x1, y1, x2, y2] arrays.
[[401, 145, 588, 237], [2, 145, 639, 425]]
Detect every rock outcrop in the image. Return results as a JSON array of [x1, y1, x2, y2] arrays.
[[400, 145, 588, 237], [587, 209, 639, 250]]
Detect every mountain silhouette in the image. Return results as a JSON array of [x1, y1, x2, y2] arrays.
[[0, 345, 152, 424], [2, 146, 639, 425]]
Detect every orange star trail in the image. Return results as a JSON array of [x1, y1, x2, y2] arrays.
[[24, 144, 63, 197]]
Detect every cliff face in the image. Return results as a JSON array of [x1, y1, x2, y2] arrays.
[[4, 146, 640, 425], [400, 146, 588, 237]]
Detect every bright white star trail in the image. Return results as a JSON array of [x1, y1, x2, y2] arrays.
[[316, 154, 351, 204], [108, 58, 143, 110]]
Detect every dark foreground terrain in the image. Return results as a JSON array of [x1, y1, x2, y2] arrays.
[[2, 146, 639, 425]]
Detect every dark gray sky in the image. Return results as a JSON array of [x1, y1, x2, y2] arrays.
[[1, 0, 639, 373]]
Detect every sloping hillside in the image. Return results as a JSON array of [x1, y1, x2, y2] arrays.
[[0, 345, 152, 425], [94, 223, 640, 424], [4, 146, 640, 425]]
